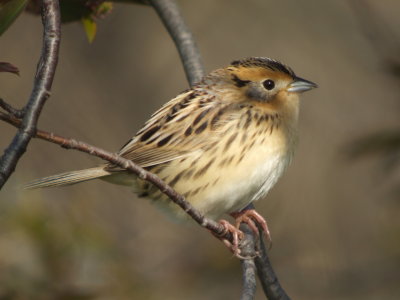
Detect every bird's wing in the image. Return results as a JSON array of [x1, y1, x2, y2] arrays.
[[107, 89, 240, 170]]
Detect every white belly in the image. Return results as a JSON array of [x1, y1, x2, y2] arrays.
[[192, 142, 293, 220]]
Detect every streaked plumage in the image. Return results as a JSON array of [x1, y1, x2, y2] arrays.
[[25, 57, 317, 223]]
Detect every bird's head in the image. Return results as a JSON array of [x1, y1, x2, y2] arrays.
[[218, 57, 317, 107]]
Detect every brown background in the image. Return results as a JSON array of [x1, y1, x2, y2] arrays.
[[1, 0, 399, 299]]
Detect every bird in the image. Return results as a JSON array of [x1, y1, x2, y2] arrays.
[[25, 57, 317, 255]]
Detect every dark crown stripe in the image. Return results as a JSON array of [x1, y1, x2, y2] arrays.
[[230, 57, 295, 77]]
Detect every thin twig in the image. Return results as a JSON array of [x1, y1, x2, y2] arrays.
[[0, 111, 231, 240], [239, 224, 258, 300], [149, 0, 205, 86], [0, 98, 24, 118], [0, 0, 61, 188]]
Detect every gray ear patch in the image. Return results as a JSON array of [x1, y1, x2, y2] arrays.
[[246, 84, 272, 102]]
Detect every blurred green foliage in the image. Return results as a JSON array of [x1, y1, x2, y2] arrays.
[[0, 0, 147, 42], [0, 196, 139, 299], [0, 0, 28, 36]]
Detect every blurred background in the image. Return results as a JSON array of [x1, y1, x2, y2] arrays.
[[1, 0, 399, 299]]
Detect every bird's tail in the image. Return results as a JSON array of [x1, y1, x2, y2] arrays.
[[24, 167, 111, 189]]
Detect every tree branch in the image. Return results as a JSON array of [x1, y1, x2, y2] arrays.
[[0, 0, 61, 188], [149, 0, 205, 86], [0, 98, 24, 118], [239, 224, 258, 300], [255, 229, 291, 300]]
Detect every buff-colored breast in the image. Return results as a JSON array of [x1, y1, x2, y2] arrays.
[[140, 108, 297, 220]]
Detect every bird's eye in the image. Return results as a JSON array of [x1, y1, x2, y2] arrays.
[[262, 79, 275, 90]]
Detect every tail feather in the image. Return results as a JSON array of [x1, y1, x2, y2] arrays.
[[24, 167, 111, 189]]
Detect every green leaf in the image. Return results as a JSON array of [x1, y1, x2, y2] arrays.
[[82, 16, 97, 43], [0, 0, 28, 36]]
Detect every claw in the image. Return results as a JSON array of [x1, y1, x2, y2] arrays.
[[230, 208, 271, 248], [211, 209, 271, 257], [212, 219, 244, 257]]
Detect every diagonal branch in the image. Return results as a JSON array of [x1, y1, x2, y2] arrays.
[[149, 0, 205, 86], [0, 0, 61, 188], [0, 111, 230, 240]]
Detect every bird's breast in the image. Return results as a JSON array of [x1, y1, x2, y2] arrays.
[[175, 120, 295, 219]]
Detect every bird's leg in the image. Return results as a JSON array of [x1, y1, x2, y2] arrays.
[[230, 205, 271, 247], [212, 219, 244, 257]]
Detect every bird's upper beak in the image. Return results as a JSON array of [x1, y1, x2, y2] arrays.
[[287, 76, 318, 93]]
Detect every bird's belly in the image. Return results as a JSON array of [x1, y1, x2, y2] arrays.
[[191, 148, 290, 220]]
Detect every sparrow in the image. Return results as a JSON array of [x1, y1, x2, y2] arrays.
[[25, 57, 317, 254]]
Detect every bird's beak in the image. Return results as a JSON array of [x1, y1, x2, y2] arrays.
[[287, 77, 318, 93]]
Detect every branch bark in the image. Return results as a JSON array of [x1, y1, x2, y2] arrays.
[[239, 224, 258, 300], [255, 230, 291, 300], [149, 0, 205, 86], [0, 0, 61, 188]]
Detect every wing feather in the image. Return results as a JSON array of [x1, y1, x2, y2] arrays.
[[109, 89, 239, 171], [108, 90, 230, 171]]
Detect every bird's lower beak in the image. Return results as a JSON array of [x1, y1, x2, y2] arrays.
[[287, 77, 318, 93]]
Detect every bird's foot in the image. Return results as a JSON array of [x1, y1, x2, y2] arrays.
[[213, 219, 244, 258], [230, 208, 271, 248]]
